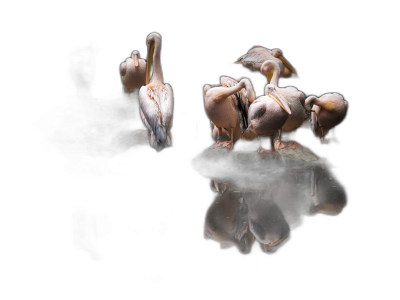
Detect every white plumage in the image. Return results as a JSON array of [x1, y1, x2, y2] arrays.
[[138, 32, 174, 151]]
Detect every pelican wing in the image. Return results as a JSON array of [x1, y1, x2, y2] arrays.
[[248, 100, 267, 121], [162, 83, 174, 132], [139, 84, 167, 144], [235, 46, 272, 70], [220, 76, 249, 131]]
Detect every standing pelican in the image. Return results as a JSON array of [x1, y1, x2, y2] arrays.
[[260, 60, 306, 149], [243, 83, 292, 159], [119, 50, 146, 93], [204, 77, 254, 149], [305, 93, 348, 143], [139, 32, 173, 151], [235, 46, 296, 78]]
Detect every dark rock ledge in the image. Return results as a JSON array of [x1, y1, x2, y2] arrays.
[[192, 140, 326, 175]]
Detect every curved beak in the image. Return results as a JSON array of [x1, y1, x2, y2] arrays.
[[278, 56, 296, 75], [145, 42, 155, 85], [268, 89, 292, 115]]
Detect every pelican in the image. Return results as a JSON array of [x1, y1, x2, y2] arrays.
[[139, 32, 173, 151], [119, 50, 146, 93], [242, 82, 292, 159], [260, 60, 306, 149], [235, 46, 296, 78], [204, 77, 255, 149], [305, 93, 348, 143]]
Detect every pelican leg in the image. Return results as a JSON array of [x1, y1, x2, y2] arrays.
[[320, 127, 329, 144], [257, 134, 271, 159], [211, 127, 224, 148], [274, 129, 288, 149], [270, 135, 281, 160], [222, 128, 234, 149]]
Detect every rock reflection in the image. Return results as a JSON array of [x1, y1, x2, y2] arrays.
[[194, 147, 346, 254]]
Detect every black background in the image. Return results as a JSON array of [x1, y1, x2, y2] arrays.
[[31, 3, 375, 295]]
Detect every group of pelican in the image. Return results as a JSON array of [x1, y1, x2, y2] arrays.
[[119, 32, 173, 151], [203, 46, 348, 158], [118, 38, 347, 153]]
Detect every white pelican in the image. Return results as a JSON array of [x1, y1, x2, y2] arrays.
[[203, 76, 255, 149], [305, 93, 348, 143], [242, 83, 292, 159], [260, 60, 306, 149], [119, 50, 146, 93], [236, 46, 296, 78], [139, 32, 173, 151]]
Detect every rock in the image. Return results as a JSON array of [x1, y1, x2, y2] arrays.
[[192, 143, 325, 172], [277, 146, 324, 165]]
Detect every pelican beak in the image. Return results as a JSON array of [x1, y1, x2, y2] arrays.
[[278, 56, 296, 75], [268, 89, 292, 115], [133, 53, 139, 67], [145, 42, 155, 85]]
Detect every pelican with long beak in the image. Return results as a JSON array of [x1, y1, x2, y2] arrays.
[[138, 32, 173, 151], [260, 60, 306, 149], [204, 77, 255, 149], [243, 82, 292, 159], [119, 50, 146, 93], [305, 93, 348, 143], [235, 46, 296, 78]]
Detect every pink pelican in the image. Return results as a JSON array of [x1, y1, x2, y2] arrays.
[[119, 50, 146, 93], [236, 46, 296, 78], [260, 60, 306, 149], [305, 93, 348, 143], [204, 77, 255, 149], [138, 32, 173, 151], [243, 82, 292, 159]]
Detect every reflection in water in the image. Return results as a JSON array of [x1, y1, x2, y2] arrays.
[[194, 147, 346, 254], [205, 189, 254, 254], [310, 166, 346, 215]]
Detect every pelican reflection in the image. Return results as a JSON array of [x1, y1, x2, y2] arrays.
[[204, 166, 347, 254], [204, 179, 254, 254], [310, 166, 346, 215]]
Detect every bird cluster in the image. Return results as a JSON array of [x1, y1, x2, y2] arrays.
[[119, 38, 347, 154], [119, 32, 174, 151], [203, 46, 348, 159]]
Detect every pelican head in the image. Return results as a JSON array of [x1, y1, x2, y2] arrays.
[[271, 48, 283, 58], [260, 60, 280, 84], [271, 48, 296, 75], [131, 50, 140, 67], [266, 84, 292, 115], [145, 32, 162, 84]]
